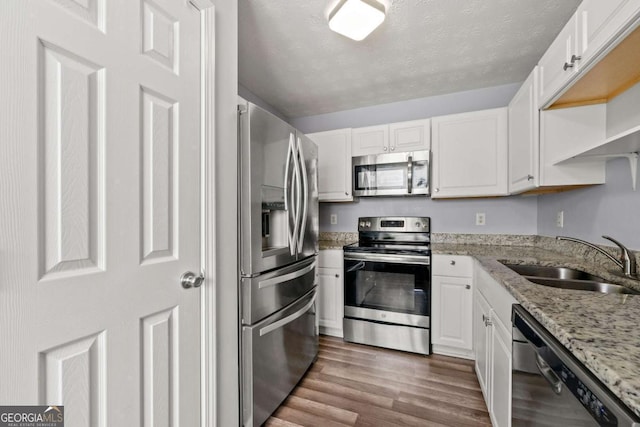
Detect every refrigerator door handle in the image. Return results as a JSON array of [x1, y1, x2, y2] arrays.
[[259, 290, 317, 336], [291, 134, 302, 256], [296, 136, 308, 252], [285, 133, 297, 256]]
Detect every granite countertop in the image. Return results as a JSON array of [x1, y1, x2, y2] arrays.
[[433, 242, 640, 417], [319, 231, 357, 250]]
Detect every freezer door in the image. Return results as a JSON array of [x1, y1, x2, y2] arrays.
[[242, 288, 319, 427], [241, 256, 317, 325], [239, 103, 298, 275], [296, 132, 319, 260]]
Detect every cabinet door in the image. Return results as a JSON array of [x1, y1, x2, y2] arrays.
[[539, 12, 580, 106], [508, 68, 539, 194], [308, 129, 353, 201], [581, 0, 640, 64], [490, 315, 512, 427], [318, 266, 344, 336], [352, 125, 389, 156], [432, 108, 508, 198], [432, 276, 473, 350], [389, 119, 431, 153], [474, 291, 492, 400]]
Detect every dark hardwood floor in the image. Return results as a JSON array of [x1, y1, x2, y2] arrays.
[[265, 335, 491, 427]]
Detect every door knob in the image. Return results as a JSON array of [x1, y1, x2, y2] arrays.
[[181, 271, 204, 289]]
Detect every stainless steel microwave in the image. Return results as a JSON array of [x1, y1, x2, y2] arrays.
[[352, 150, 430, 197]]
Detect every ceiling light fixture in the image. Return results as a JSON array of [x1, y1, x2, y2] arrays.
[[328, 0, 386, 41]]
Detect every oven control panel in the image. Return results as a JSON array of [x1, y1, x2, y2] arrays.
[[358, 217, 430, 232]]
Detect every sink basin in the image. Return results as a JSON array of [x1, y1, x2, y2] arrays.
[[526, 277, 640, 295], [502, 263, 604, 281], [500, 263, 640, 295]]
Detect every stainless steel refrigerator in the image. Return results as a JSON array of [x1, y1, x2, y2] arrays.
[[238, 101, 319, 427]]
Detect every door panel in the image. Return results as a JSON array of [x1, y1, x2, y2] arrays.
[[240, 104, 298, 275], [0, 1, 203, 425]]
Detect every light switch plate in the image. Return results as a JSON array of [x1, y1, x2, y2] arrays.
[[476, 213, 486, 226], [330, 214, 338, 225], [556, 211, 564, 228]]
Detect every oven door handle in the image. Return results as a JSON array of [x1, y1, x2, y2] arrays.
[[345, 261, 366, 272], [344, 252, 430, 265], [535, 352, 563, 395]]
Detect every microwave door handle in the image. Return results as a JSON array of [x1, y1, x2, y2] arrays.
[[407, 155, 413, 194], [296, 136, 308, 252]]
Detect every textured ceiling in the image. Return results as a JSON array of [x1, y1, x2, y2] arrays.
[[239, 0, 582, 118]]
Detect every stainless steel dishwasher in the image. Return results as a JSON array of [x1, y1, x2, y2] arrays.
[[512, 305, 640, 426]]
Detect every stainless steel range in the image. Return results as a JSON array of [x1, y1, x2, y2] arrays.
[[343, 216, 431, 355]]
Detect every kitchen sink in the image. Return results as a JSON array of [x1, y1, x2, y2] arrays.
[[501, 263, 640, 295], [526, 277, 640, 295], [502, 263, 605, 281]]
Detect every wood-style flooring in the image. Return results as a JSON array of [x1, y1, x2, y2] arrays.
[[265, 335, 491, 427]]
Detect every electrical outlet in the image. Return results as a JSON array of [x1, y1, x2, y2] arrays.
[[476, 212, 486, 226], [330, 214, 338, 225], [556, 211, 564, 228]]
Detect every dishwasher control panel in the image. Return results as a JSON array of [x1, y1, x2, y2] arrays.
[[560, 365, 617, 426]]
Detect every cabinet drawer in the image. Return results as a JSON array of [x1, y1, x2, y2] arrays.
[[433, 255, 473, 277]]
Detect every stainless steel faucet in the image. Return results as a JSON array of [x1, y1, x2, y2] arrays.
[[556, 235, 638, 279]]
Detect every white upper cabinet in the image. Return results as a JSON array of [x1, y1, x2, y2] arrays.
[[581, 0, 640, 65], [432, 108, 508, 198], [509, 68, 539, 194], [352, 125, 389, 156], [307, 129, 353, 202], [538, 11, 583, 106], [352, 119, 430, 156], [508, 68, 606, 194], [389, 119, 431, 153]]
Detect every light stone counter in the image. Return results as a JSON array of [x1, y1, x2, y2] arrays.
[[433, 241, 640, 417], [319, 232, 357, 251]]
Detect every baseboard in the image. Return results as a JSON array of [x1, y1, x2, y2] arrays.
[[432, 344, 474, 360], [320, 326, 343, 338]]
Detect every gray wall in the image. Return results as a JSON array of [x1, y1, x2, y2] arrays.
[[321, 197, 539, 234], [538, 157, 640, 249], [292, 82, 522, 133]]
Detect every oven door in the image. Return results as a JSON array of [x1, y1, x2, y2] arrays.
[[343, 252, 430, 328]]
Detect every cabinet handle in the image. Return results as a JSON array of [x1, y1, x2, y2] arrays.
[[527, 174, 534, 181], [450, 260, 456, 265], [563, 62, 574, 71], [335, 274, 340, 278], [571, 54, 582, 63], [465, 284, 470, 290], [435, 188, 440, 193], [390, 146, 395, 151], [345, 192, 349, 196], [383, 146, 388, 151]]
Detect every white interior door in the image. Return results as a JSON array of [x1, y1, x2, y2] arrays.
[[0, 1, 203, 426]]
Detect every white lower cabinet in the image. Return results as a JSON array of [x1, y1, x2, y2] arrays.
[[432, 255, 474, 359], [318, 249, 344, 337], [474, 263, 517, 427]]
